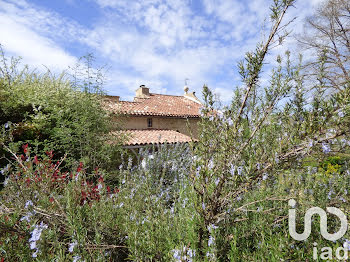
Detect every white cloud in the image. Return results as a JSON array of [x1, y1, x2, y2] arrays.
[[0, 0, 78, 70], [0, 0, 325, 103]]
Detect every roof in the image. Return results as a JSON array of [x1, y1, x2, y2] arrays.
[[104, 93, 202, 118], [112, 129, 195, 146]]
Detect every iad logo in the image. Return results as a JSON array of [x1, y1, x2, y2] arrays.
[[288, 199, 347, 241], [288, 199, 349, 260]]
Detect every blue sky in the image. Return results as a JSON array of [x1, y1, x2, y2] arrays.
[[0, 0, 323, 102]]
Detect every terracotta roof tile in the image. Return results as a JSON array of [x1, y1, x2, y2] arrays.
[[104, 93, 201, 117], [112, 129, 195, 146]]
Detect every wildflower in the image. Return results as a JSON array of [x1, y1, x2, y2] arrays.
[[230, 165, 236, 176], [215, 178, 220, 186], [33, 156, 39, 165], [20, 211, 35, 222], [77, 162, 83, 172], [3, 177, 9, 187], [22, 144, 28, 154], [237, 166, 243, 176], [208, 224, 218, 233], [29, 222, 48, 258], [0, 164, 9, 175], [32, 249, 39, 258], [172, 249, 181, 261], [73, 255, 82, 262], [25, 200, 34, 209], [322, 143, 331, 154], [339, 196, 347, 203], [327, 190, 334, 200], [208, 235, 215, 246], [208, 160, 214, 170], [29, 222, 48, 243], [4, 122, 9, 129], [338, 110, 345, 118], [343, 239, 350, 250], [68, 241, 78, 253], [262, 173, 268, 180], [202, 202, 206, 210]]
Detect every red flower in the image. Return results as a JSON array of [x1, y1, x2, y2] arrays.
[[49, 197, 54, 203], [25, 178, 31, 186], [45, 151, 53, 158], [77, 162, 83, 172], [107, 186, 111, 193], [33, 155, 39, 165], [22, 144, 28, 153], [98, 176, 104, 183]]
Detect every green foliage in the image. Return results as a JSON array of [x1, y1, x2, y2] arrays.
[[0, 49, 123, 172]]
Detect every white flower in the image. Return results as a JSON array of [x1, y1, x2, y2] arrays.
[[69, 241, 78, 253], [97, 184, 103, 190], [262, 174, 268, 180]]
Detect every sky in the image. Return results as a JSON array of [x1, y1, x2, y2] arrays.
[[0, 0, 324, 102]]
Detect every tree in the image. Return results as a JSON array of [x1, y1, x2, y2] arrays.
[[299, 0, 350, 91]]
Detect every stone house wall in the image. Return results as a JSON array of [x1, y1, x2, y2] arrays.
[[117, 115, 199, 139]]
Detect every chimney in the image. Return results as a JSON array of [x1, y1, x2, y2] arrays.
[[184, 86, 201, 104], [104, 95, 119, 103], [135, 85, 150, 98]]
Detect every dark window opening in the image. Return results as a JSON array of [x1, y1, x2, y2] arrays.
[[147, 118, 152, 128]]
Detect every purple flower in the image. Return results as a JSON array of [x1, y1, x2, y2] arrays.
[[25, 200, 33, 209], [69, 241, 78, 253], [322, 143, 331, 154], [208, 236, 215, 246], [73, 255, 82, 262], [343, 239, 350, 250]]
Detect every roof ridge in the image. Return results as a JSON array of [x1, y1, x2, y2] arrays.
[[149, 93, 184, 97]]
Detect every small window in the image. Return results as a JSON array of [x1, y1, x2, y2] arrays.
[[147, 118, 152, 128]]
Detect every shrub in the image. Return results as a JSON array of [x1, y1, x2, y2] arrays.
[[0, 145, 127, 261]]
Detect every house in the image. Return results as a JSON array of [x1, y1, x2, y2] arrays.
[[104, 85, 202, 149]]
